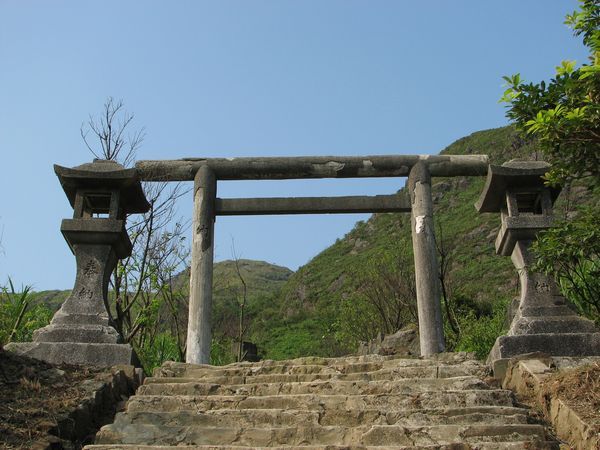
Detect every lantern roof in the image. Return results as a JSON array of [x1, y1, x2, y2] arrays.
[[54, 159, 150, 214], [475, 160, 560, 213]]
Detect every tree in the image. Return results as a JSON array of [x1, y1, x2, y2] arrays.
[[231, 244, 249, 362], [335, 247, 418, 348], [82, 97, 191, 370], [81, 97, 144, 167], [501, 0, 600, 323], [435, 222, 460, 336], [500, 0, 600, 187], [209, 250, 254, 364]]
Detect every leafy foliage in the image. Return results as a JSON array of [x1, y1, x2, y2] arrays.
[[532, 207, 600, 322], [500, 0, 600, 187], [453, 297, 509, 359], [501, 0, 600, 322], [136, 332, 182, 371]]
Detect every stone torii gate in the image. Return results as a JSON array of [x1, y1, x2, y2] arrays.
[[136, 154, 489, 364]]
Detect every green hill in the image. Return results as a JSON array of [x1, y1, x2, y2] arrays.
[[248, 125, 572, 360]]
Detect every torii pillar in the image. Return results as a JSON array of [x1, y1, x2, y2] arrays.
[[187, 165, 217, 364], [408, 162, 445, 356]]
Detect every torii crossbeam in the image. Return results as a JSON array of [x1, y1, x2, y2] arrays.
[[136, 154, 489, 364]]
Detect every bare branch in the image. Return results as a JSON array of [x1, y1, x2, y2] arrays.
[[80, 96, 143, 166]]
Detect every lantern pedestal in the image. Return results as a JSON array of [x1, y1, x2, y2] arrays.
[[486, 239, 600, 378], [476, 160, 600, 379], [6, 160, 149, 367]]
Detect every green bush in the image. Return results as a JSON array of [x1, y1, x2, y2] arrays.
[[136, 332, 182, 373], [454, 297, 509, 359], [532, 205, 600, 324], [0, 279, 52, 345], [210, 336, 236, 366]]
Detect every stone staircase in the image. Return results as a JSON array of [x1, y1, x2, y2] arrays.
[[85, 353, 559, 449]]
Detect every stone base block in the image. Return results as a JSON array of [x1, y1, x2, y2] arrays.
[[518, 305, 575, 317], [5, 341, 139, 367], [488, 333, 600, 379], [33, 324, 122, 344], [510, 316, 598, 335]]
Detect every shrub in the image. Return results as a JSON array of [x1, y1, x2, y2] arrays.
[[532, 205, 600, 324], [454, 297, 509, 359], [0, 279, 51, 345]]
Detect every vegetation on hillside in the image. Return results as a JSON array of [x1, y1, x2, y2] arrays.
[[0, 280, 52, 346], [258, 126, 593, 361], [1, 259, 292, 371]]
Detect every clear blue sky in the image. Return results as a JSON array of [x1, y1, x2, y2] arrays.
[[0, 1, 589, 291]]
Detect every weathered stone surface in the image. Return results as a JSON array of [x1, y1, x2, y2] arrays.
[[95, 423, 548, 447], [51, 243, 117, 329], [150, 364, 484, 385], [86, 354, 557, 448], [509, 316, 598, 335], [16, 240, 138, 367], [5, 342, 139, 367], [489, 333, 600, 380], [54, 160, 150, 215], [136, 376, 489, 397], [98, 405, 532, 429], [8, 159, 149, 368], [155, 350, 476, 379], [408, 162, 445, 356], [187, 165, 217, 365], [86, 445, 557, 450], [33, 324, 122, 344], [477, 161, 600, 376], [357, 326, 420, 357], [502, 356, 600, 450], [136, 154, 490, 181], [51, 366, 143, 444], [378, 326, 420, 356], [475, 160, 558, 214], [124, 390, 517, 413]]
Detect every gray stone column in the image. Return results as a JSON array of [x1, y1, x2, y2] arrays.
[[37, 242, 118, 336], [508, 240, 572, 334], [187, 165, 217, 364], [408, 162, 445, 356]]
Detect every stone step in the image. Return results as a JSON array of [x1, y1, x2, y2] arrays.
[[137, 377, 489, 396], [107, 406, 531, 429], [155, 364, 487, 385], [126, 390, 516, 412], [87, 353, 558, 449], [511, 316, 598, 334], [86, 443, 560, 450], [491, 332, 600, 361], [156, 355, 480, 379], [95, 423, 548, 447]]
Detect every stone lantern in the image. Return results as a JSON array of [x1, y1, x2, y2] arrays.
[[6, 159, 150, 366], [475, 160, 600, 378]]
